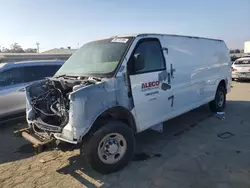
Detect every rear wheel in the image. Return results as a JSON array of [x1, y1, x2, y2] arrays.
[[209, 84, 226, 112], [82, 120, 135, 174]]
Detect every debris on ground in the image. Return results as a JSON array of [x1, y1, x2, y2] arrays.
[[39, 159, 45, 163], [38, 153, 62, 163], [217, 132, 234, 139], [216, 111, 226, 120], [132, 152, 162, 161], [150, 123, 163, 133]]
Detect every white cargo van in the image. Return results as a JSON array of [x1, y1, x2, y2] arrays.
[[15, 33, 231, 174]]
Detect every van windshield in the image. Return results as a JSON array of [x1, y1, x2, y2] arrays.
[[55, 37, 134, 77]]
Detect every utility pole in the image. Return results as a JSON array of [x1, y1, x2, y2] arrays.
[[36, 42, 40, 53]]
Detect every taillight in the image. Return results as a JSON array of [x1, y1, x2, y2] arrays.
[[232, 68, 237, 72]]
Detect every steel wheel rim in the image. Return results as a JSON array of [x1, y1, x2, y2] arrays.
[[97, 133, 127, 164], [217, 91, 224, 108]]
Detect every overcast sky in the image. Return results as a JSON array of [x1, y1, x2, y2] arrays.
[[0, 0, 249, 51]]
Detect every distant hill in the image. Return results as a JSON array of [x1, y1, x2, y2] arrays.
[[42, 48, 77, 54]]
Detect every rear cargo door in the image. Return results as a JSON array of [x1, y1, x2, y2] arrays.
[[128, 38, 173, 131]]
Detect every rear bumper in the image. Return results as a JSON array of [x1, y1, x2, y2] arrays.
[[232, 73, 250, 79]]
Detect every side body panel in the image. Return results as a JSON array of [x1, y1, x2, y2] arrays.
[[129, 71, 173, 132], [70, 77, 133, 140], [160, 36, 231, 112], [117, 34, 231, 133]]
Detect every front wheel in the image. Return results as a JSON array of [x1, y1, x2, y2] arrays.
[[209, 85, 226, 112], [82, 120, 135, 174]]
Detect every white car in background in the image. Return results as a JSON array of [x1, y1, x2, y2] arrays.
[[232, 57, 250, 80], [0, 60, 64, 122]]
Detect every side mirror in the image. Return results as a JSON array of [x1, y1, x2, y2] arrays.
[[134, 53, 145, 72], [128, 53, 145, 74]]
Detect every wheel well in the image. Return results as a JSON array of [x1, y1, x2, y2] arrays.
[[218, 79, 227, 92], [90, 106, 137, 134]]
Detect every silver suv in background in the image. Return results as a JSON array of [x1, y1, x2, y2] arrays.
[[0, 60, 64, 122]]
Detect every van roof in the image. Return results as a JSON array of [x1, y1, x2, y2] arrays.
[[0, 59, 64, 70], [111, 33, 223, 42]]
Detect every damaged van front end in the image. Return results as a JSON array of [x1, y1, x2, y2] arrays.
[[22, 74, 133, 147], [14, 36, 139, 173], [25, 76, 97, 144], [25, 78, 75, 144]]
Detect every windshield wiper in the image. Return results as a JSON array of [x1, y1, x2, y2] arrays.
[[91, 77, 102, 82], [54, 74, 79, 79], [54, 74, 66, 78]]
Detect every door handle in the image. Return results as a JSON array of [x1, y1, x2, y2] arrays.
[[170, 64, 176, 78], [148, 98, 156, 101], [161, 83, 171, 91], [167, 73, 171, 84]]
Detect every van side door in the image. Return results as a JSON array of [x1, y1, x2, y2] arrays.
[[128, 38, 173, 132]]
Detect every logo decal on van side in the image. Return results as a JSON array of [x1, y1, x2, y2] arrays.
[[141, 81, 171, 92], [141, 81, 160, 91]]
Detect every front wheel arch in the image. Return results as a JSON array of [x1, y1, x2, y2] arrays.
[[81, 106, 137, 143], [218, 79, 226, 92]]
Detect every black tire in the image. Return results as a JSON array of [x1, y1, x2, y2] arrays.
[[82, 120, 135, 174], [209, 84, 226, 112]]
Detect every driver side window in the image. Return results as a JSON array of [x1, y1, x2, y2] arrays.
[[132, 39, 166, 74]]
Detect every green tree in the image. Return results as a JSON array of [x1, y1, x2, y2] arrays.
[[9, 43, 25, 53], [25, 48, 37, 53], [1, 43, 37, 53]]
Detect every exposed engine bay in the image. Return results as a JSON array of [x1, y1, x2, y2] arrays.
[[28, 76, 101, 133]]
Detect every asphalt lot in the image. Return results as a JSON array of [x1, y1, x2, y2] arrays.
[[1, 81, 250, 188]]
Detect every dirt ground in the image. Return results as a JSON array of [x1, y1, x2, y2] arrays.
[[1, 81, 250, 188]]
